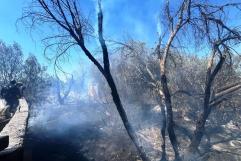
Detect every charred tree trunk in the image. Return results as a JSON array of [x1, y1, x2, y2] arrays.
[[189, 108, 211, 152], [189, 54, 226, 152], [161, 74, 180, 161], [160, 101, 167, 161], [103, 70, 149, 161], [156, 31, 181, 160], [155, 2, 191, 156], [97, 2, 149, 160], [156, 90, 167, 161]]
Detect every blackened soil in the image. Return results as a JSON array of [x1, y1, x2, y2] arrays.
[[23, 124, 102, 161], [23, 122, 139, 161]]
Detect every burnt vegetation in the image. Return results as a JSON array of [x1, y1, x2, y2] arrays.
[[0, 0, 240, 161]]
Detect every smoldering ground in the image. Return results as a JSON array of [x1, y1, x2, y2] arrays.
[[22, 69, 241, 161], [24, 97, 164, 161]]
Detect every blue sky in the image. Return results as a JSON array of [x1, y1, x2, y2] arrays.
[[0, 0, 47, 65], [0, 0, 241, 76], [0, 0, 162, 75]]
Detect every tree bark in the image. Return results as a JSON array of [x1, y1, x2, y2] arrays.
[[104, 70, 150, 161], [189, 108, 211, 152], [160, 102, 167, 161], [189, 55, 226, 152], [156, 90, 167, 161], [97, 2, 149, 160], [160, 74, 181, 161]]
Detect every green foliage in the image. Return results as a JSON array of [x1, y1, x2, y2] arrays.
[[0, 40, 51, 106], [0, 41, 23, 84], [21, 55, 51, 106]]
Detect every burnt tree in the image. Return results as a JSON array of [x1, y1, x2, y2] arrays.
[[158, 0, 241, 160], [21, 0, 149, 160]]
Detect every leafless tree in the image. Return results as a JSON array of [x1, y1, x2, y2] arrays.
[[155, 1, 192, 160], [112, 40, 169, 160], [182, 0, 241, 154], [158, 0, 241, 160], [21, 0, 149, 160], [55, 73, 73, 104], [108, 39, 241, 160]]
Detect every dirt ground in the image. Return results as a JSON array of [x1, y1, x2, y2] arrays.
[[24, 102, 241, 161]]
